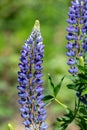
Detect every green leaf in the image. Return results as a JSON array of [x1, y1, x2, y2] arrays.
[[78, 65, 85, 72], [78, 73, 87, 80], [67, 84, 77, 90], [81, 89, 87, 96], [57, 108, 74, 129], [57, 117, 63, 122], [48, 73, 55, 90], [43, 95, 54, 102], [79, 105, 87, 115], [54, 76, 65, 97]]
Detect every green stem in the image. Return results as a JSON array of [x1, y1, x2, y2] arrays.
[[54, 98, 67, 109]]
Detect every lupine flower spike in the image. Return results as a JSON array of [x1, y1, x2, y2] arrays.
[[66, 0, 83, 76], [17, 20, 48, 130], [66, 0, 87, 106], [82, 0, 87, 62]]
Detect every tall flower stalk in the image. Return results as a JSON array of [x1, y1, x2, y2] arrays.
[[66, 0, 83, 76], [66, 0, 87, 106], [17, 20, 48, 130], [82, 0, 87, 63]]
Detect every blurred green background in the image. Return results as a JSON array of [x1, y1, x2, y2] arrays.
[[0, 0, 76, 130]]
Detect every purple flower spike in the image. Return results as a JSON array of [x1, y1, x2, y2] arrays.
[[66, 0, 84, 75], [66, 0, 87, 106], [17, 20, 48, 130], [82, 1, 87, 56]]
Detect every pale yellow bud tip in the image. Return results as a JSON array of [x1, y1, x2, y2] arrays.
[[8, 123, 14, 130], [79, 56, 84, 67], [34, 20, 40, 30]]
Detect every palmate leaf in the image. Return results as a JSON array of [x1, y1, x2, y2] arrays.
[[43, 95, 54, 106], [67, 72, 87, 91], [43, 95, 54, 101], [79, 105, 87, 116], [48, 73, 55, 91], [54, 76, 65, 97], [67, 83, 78, 90], [75, 105, 87, 129], [76, 115, 87, 130], [48, 74, 65, 97], [81, 88, 87, 96], [78, 73, 87, 80], [57, 108, 74, 129]]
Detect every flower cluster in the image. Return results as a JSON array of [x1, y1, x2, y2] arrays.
[[66, 0, 87, 106], [82, 0, 87, 63], [66, 0, 83, 75], [17, 20, 48, 130]]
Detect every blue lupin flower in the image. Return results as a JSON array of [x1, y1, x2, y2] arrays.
[[76, 0, 87, 106], [66, 0, 83, 75], [17, 20, 48, 130], [82, 0, 87, 64], [66, 0, 87, 106]]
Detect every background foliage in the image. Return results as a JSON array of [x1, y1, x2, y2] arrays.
[[0, 0, 75, 130]]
